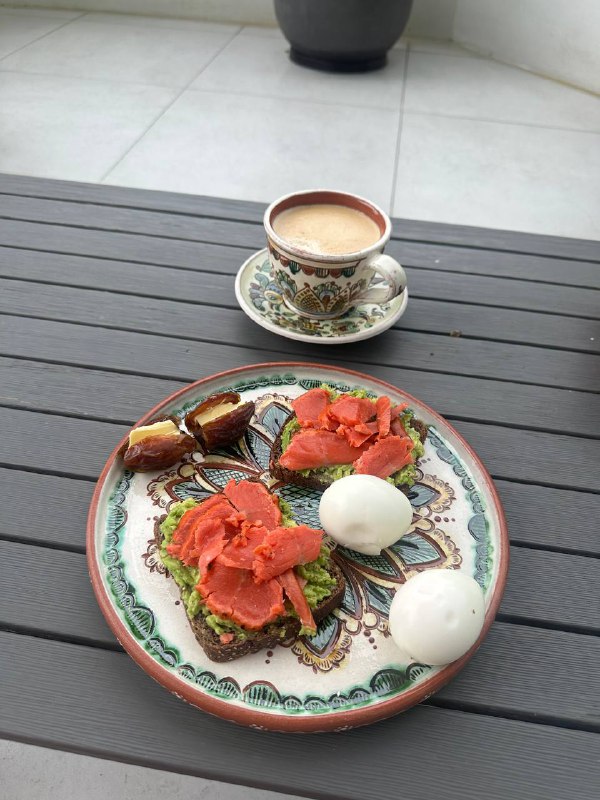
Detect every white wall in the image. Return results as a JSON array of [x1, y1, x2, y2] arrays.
[[406, 0, 457, 40], [0, 0, 458, 38], [454, 0, 600, 94]]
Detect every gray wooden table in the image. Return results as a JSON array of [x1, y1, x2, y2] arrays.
[[1, 174, 599, 800]]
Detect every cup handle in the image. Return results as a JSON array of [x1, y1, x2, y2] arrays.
[[357, 253, 407, 304]]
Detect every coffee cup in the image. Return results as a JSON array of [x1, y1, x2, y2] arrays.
[[263, 189, 406, 320]]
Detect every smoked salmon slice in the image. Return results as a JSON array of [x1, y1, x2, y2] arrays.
[[376, 396, 392, 438], [390, 417, 406, 437], [253, 524, 322, 583], [337, 420, 378, 448], [277, 568, 316, 634], [187, 514, 243, 574], [279, 429, 369, 471], [198, 563, 285, 630], [291, 387, 331, 428], [216, 521, 269, 570], [326, 395, 376, 427], [354, 435, 414, 479], [224, 479, 282, 530], [166, 498, 235, 562]]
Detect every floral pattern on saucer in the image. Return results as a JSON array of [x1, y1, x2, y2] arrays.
[[236, 249, 408, 344]]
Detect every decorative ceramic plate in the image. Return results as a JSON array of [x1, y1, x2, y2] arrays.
[[235, 249, 408, 344], [88, 363, 508, 733]]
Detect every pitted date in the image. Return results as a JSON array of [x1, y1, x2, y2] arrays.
[[117, 414, 180, 458], [123, 432, 196, 472], [185, 392, 255, 451]]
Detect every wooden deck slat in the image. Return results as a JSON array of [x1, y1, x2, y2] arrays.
[[2, 284, 598, 392], [4, 270, 598, 353], [2, 251, 598, 343], [0, 468, 92, 551], [1, 215, 600, 291], [2, 245, 598, 320], [1, 355, 597, 439], [500, 547, 600, 631]]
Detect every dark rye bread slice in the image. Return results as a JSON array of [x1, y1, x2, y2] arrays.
[[270, 413, 429, 494], [154, 518, 346, 663]]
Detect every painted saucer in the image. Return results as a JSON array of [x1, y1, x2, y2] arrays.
[[235, 248, 408, 344]]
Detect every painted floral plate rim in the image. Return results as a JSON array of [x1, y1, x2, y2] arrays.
[[235, 249, 408, 344], [87, 363, 509, 733]]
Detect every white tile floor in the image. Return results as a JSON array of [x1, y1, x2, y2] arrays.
[[0, 6, 599, 238]]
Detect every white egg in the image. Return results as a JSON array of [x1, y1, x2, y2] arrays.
[[389, 570, 485, 666], [319, 474, 413, 555]]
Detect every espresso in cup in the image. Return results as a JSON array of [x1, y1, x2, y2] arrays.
[[264, 190, 407, 320], [272, 203, 381, 256]]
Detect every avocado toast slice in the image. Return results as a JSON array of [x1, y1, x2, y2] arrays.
[[155, 482, 345, 663], [270, 385, 428, 493]]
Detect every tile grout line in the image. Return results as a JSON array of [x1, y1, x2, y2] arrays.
[[0, 60, 596, 134], [402, 108, 600, 136], [389, 45, 410, 214], [179, 86, 600, 136], [0, 11, 87, 63], [0, 63, 597, 134], [66, 14, 240, 35], [98, 25, 244, 183]]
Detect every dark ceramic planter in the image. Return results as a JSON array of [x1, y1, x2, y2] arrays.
[[274, 0, 414, 72]]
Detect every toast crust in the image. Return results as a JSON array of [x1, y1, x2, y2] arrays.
[[154, 518, 346, 663], [270, 411, 429, 493]]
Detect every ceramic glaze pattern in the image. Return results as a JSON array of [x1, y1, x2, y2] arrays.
[[239, 251, 406, 343], [96, 368, 501, 729], [268, 239, 369, 318]]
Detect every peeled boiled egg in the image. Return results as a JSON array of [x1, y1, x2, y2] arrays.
[[389, 570, 485, 666], [319, 474, 413, 555]]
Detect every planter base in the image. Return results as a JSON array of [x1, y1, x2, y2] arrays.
[[289, 47, 387, 73]]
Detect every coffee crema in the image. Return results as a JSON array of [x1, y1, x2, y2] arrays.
[[272, 203, 381, 256]]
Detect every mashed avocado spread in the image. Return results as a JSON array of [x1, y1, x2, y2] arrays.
[[280, 384, 423, 487], [159, 496, 335, 640]]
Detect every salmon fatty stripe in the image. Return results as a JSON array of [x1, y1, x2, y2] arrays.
[[326, 395, 376, 427], [253, 524, 322, 583], [354, 435, 414, 479], [292, 387, 330, 428], [224, 479, 282, 529], [279, 429, 369, 471], [198, 562, 285, 630], [338, 420, 378, 448]]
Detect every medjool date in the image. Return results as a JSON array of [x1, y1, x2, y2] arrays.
[[121, 415, 196, 471], [184, 392, 255, 451]]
